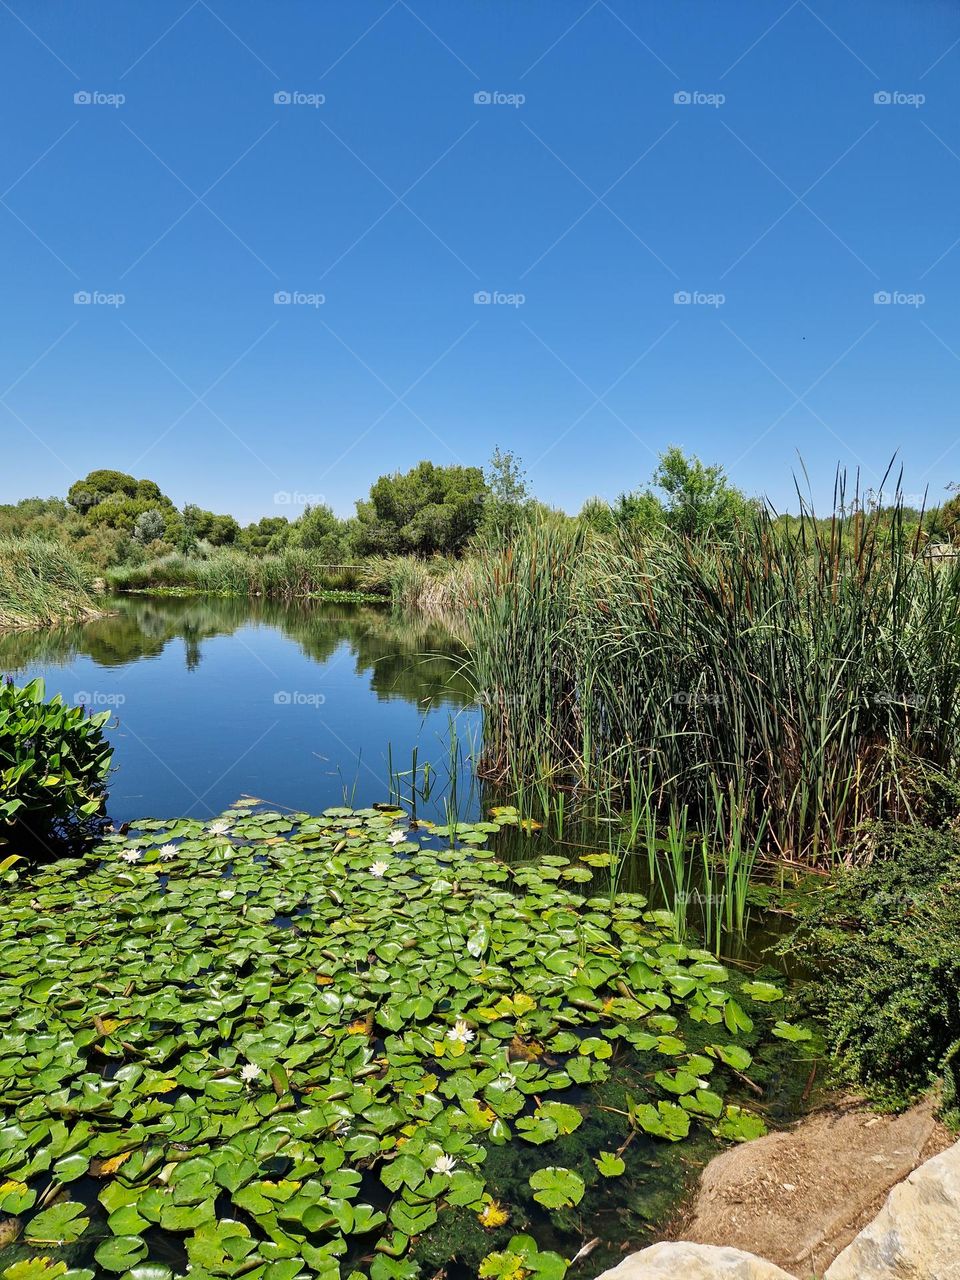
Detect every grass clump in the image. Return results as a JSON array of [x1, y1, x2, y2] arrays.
[[0, 537, 101, 629], [470, 497, 960, 867]]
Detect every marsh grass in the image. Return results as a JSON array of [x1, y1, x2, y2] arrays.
[[0, 537, 100, 628], [470, 482, 960, 868], [107, 549, 380, 597]]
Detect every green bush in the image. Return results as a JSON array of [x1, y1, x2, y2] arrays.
[[0, 676, 113, 846], [781, 819, 960, 1120]]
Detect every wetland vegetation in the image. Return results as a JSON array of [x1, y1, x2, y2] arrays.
[[3, 451, 960, 1279]]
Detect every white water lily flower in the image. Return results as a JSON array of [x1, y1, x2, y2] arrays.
[[240, 1063, 262, 1083], [207, 820, 231, 836], [386, 829, 406, 845], [158, 844, 177, 860], [119, 849, 142, 863], [446, 1020, 475, 1046], [369, 861, 390, 878], [431, 1154, 457, 1176]]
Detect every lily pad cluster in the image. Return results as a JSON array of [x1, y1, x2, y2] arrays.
[[0, 805, 802, 1280]]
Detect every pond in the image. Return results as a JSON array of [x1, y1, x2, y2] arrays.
[[0, 596, 480, 825]]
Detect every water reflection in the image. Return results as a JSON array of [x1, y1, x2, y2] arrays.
[[2, 596, 478, 823]]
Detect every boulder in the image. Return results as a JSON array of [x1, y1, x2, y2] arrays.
[[825, 1138, 960, 1279], [593, 1242, 796, 1279]]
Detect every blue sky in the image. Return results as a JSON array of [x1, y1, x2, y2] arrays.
[[2, 0, 959, 521]]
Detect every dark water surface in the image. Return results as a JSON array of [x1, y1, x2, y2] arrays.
[[1, 595, 479, 824]]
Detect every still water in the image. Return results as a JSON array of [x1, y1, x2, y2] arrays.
[[1, 595, 479, 823]]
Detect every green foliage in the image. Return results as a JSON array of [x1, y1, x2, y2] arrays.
[[0, 538, 99, 628], [476, 449, 531, 548], [781, 820, 960, 1117], [0, 676, 112, 841], [472, 484, 960, 863], [613, 447, 754, 540], [354, 461, 487, 556], [0, 803, 792, 1276]]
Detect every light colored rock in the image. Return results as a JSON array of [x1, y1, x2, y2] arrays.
[[825, 1138, 960, 1280], [593, 1242, 796, 1280]]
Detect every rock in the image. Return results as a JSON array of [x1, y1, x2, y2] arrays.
[[683, 1096, 951, 1276], [593, 1242, 796, 1279], [825, 1138, 960, 1279]]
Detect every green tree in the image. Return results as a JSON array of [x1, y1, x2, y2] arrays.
[[290, 503, 347, 559], [476, 448, 530, 546], [67, 469, 139, 513], [614, 448, 753, 540], [353, 461, 487, 556]]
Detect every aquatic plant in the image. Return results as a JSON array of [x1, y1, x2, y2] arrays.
[[0, 804, 805, 1279], [470, 481, 960, 866], [0, 538, 100, 629], [0, 676, 112, 847]]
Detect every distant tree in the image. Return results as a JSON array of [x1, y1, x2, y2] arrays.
[[238, 517, 292, 554], [476, 448, 531, 546], [182, 504, 240, 547], [353, 461, 487, 556], [578, 496, 617, 535], [291, 503, 346, 558], [132, 509, 166, 544], [613, 447, 753, 540], [67, 469, 139, 513]]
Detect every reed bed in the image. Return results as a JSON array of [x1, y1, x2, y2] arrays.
[[470, 499, 960, 867], [0, 537, 101, 629], [107, 550, 381, 598]]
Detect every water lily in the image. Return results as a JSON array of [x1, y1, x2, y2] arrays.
[[447, 1019, 475, 1046], [386, 829, 406, 845], [239, 1062, 262, 1084], [119, 849, 142, 863], [207, 820, 231, 836], [431, 1153, 457, 1176], [369, 861, 390, 877], [158, 844, 177, 860]]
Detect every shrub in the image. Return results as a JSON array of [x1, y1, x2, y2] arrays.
[[0, 676, 113, 848], [781, 819, 960, 1119]]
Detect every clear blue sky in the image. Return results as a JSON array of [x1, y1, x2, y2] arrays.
[[2, 0, 959, 521]]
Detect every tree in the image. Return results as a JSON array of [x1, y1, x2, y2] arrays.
[[133, 509, 166, 544], [290, 503, 347, 559], [353, 461, 487, 556], [476, 448, 530, 546], [67, 470, 139, 513], [613, 448, 753, 540], [182, 505, 240, 547]]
